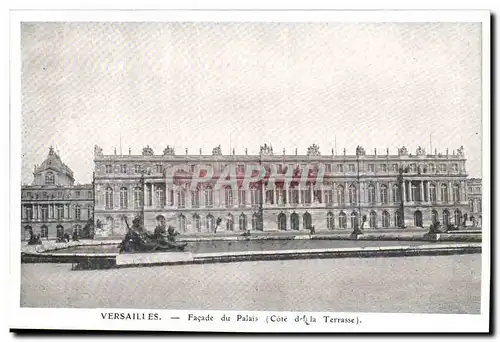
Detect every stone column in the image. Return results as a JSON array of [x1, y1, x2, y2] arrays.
[[245, 184, 251, 206], [285, 182, 289, 206], [38, 205, 42, 220], [402, 181, 406, 203], [298, 185, 302, 204], [448, 181, 452, 203], [151, 183, 156, 208], [376, 182, 381, 204], [344, 181, 348, 204], [420, 181, 424, 202], [273, 182, 277, 205], [437, 182, 442, 202], [143, 182, 147, 207], [426, 181, 431, 202]]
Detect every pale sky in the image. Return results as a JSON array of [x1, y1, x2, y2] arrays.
[[21, 22, 482, 184]]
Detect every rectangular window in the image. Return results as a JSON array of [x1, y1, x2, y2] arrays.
[[348, 164, 355, 172], [380, 164, 387, 172], [156, 164, 163, 173], [452, 164, 458, 172], [392, 164, 398, 172], [120, 165, 127, 173], [368, 164, 375, 172], [88, 190, 92, 198], [75, 191, 80, 198], [440, 164, 446, 172], [325, 164, 331, 173], [337, 164, 344, 172], [237, 164, 245, 173], [105, 165, 112, 173], [134, 165, 141, 173], [26, 192, 31, 199]]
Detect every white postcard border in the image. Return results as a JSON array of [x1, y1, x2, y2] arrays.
[[8, 9, 491, 333]]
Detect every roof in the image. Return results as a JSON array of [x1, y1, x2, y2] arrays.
[[34, 147, 74, 180]]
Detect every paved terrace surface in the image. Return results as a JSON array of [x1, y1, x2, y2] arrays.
[[21, 254, 481, 313]]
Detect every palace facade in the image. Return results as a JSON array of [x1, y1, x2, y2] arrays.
[[93, 143, 472, 237], [20, 147, 94, 240], [467, 178, 482, 227]]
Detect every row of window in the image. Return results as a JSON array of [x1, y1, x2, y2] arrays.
[[23, 204, 91, 221], [23, 190, 92, 200], [101, 162, 463, 175], [101, 182, 463, 209]]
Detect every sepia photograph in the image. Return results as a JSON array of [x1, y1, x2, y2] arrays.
[[9, 9, 490, 333]]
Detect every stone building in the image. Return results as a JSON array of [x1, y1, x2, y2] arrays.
[[20, 147, 94, 240], [93, 143, 471, 237], [467, 178, 482, 227]]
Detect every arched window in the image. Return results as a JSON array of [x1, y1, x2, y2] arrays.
[[26, 205, 33, 221], [73, 224, 81, 237], [120, 187, 128, 209], [429, 184, 437, 203], [395, 210, 402, 228], [431, 210, 439, 225], [178, 214, 186, 232], [348, 184, 357, 205], [327, 212, 335, 229], [40, 225, 48, 239], [277, 213, 286, 230], [191, 188, 200, 208], [338, 211, 347, 229], [351, 212, 359, 229], [105, 187, 113, 209], [225, 186, 233, 207], [380, 185, 388, 204], [410, 183, 417, 202], [45, 172, 55, 185], [56, 225, 64, 238], [177, 189, 186, 208], [205, 186, 213, 207], [324, 188, 333, 204], [75, 205, 81, 220], [250, 185, 259, 205], [226, 214, 234, 231], [368, 184, 376, 204], [134, 187, 142, 208], [239, 214, 247, 231], [238, 187, 246, 206], [303, 212, 312, 229], [443, 210, 450, 227], [252, 213, 259, 230], [392, 184, 399, 203], [478, 199, 482, 212], [206, 214, 214, 232], [441, 184, 449, 202], [290, 212, 299, 230], [452, 183, 460, 202], [193, 214, 201, 232], [454, 209, 462, 226], [369, 211, 377, 228], [155, 187, 165, 207], [290, 184, 299, 204], [382, 211, 390, 228], [337, 185, 345, 204], [469, 199, 474, 212]]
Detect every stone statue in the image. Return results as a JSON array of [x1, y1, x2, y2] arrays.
[[356, 145, 366, 156], [245, 148, 248, 155], [457, 145, 465, 157], [232, 148, 235, 155], [260, 143, 274, 156], [185, 148, 188, 155], [94, 145, 103, 157], [398, 146, 409, 156], [142, 145, 154, 156], [118, 216, 187, 253], [307, 144, 321, 156], [212, 145, 222, 156], [129, 147, 131, 155], [114, 148, 117, 155], [163, 146, 175, 156], [199, 148, 202, 155]]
